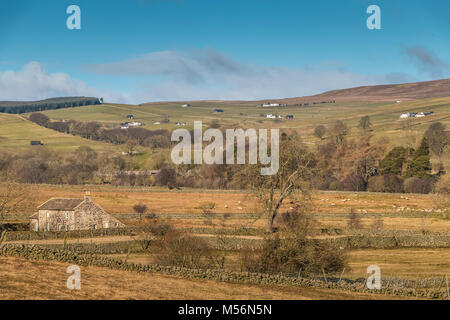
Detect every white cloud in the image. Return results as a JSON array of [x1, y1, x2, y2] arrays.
[[1, 49, 414, 104], [0, 62, 99, 101], [86, 48, 399, 103]]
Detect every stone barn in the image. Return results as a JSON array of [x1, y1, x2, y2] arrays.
[[30, 196, 125, 232]]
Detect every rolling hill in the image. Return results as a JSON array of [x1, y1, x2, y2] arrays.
[[140, 78, 450, 106], [280, 78, 450, 104]]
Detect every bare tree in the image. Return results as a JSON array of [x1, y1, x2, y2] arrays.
[[347, 209, 364, 230], [358, 115, 372, 132], [244, 135, 315, 233], [329, 120, 348, 147], [133, 203, 148, 220], [314, 125, 326, 140], [0, 179, 34, 225]]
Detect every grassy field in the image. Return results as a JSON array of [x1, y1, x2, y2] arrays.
[[0, 256, 410, 300], [10, 184, 446, 232], [40, 98, 450, 145], [347, 248, 450, 280], [104, 247, 450, 281], [0, 113, 121, 154], [1, 97, 448, 169]]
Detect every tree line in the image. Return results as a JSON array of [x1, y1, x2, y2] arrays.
[[0, 97, 101, 114]]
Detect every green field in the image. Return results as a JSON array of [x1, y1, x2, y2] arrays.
[[41, 98, 450, 142], [0, 113, 121, 154], [1, 97, 449, 165]]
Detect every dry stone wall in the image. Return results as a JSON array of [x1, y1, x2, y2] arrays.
[[0, 244, 447, 299]]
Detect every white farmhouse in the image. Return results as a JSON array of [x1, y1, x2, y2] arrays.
[[400, 113, 410, 119]]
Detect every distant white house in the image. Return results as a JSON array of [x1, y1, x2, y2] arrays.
[[400, 111, 434, 119], [120, 121, 142, 128], [128, 121, 142, 127], [259, 102, 287, 108], [181, 104, 190, 108], [400, 112, 412, 119], [266, 114, 277, 119], [154, 121, 161, 125], [415, 112, 425, 118]]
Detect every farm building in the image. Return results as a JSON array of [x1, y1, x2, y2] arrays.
[[258, 102, 287, 107], [30, 196, 124, 232], [400, 111, 434, 119], [181, 104, 191, 108], [128, 121, 142, 127], [400, 112, 416, 119]]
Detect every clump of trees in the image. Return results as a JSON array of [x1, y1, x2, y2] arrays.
[[151, 229, 221, 269], [240, 206, 347, 275], [313, 120, 448, 194], [0, 97, 101, 114]]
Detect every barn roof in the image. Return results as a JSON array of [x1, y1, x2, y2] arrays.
[[37, 198, 84, 211]]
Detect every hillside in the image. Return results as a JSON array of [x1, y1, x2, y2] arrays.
[[0, 113, 120, 153], [140, 78, 450, 105], [281, 78, 450, 104]]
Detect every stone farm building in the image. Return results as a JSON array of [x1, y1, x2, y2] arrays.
[[30, 196, 125, 232]]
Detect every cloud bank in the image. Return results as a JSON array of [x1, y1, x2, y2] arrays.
[[86, 48, 394, 103], [3, 47, 445, 104], [0, 62, 99, 101]]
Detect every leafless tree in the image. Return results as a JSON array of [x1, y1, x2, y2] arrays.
[[133, 203, 148, 220], [0, 179, 35, 225], [244, 135, 316, 232]]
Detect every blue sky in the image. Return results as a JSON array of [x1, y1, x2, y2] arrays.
[[0, 0, 449, 103]]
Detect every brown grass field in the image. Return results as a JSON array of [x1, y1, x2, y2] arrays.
[[2, 185, 449, 300], [10, 184, 448, 233], [0, 256, 410, 300]]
